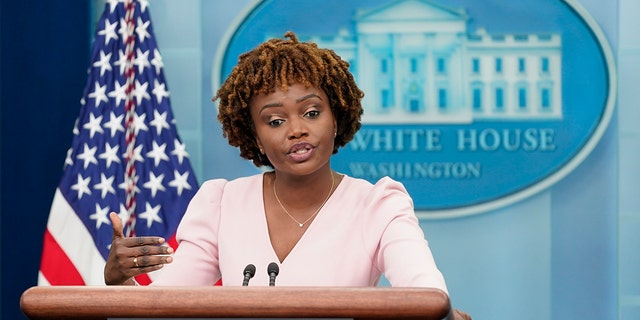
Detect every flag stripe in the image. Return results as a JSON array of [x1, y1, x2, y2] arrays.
[[38, 272, 51, 286], [40, 229, 85, 285], [135, 273, 152, 285], [43, 189, 107, 285]]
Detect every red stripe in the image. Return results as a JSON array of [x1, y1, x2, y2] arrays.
[[167, 233, 178, 249], [40, 229, 85, 285], [135, 273, 152, 285]]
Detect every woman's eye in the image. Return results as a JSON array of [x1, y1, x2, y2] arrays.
[[305, 110, 320, 119], [268, 119, 284, 127]]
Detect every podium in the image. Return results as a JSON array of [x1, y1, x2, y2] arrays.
[[20, 286, 451, 319]]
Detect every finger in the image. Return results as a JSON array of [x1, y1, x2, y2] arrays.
[[110, 212, 124, 240], [130, 256, 173, 277], [138, 243, 173, 256], [136, 263, 165, 275], [134, 255, 173, 269], [120, 236, 167, 248]]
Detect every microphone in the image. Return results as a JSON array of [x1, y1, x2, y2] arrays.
[[242, 264, 256, 286], [267, 262, 279, 286]]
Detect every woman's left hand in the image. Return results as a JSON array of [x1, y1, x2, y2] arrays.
[[103, 212, 174, 285]]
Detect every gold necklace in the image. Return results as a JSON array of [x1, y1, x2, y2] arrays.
[[273, 172, 335, 228]]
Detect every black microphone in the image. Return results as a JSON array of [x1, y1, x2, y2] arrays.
[[267, 262, 279, 286], [242, 264, 256, 286]]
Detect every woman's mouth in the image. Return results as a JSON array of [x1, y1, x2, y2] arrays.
[[288, 142, 315, 162]]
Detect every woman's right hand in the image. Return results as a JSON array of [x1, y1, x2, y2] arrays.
[[104, 212, 174, 285]]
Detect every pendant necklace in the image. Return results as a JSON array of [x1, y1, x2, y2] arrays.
[[273, 172, 335, 228]]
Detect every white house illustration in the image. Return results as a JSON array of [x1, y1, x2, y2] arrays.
[[305, 0, 563, 124]]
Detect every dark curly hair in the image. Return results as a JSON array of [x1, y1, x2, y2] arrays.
[[214, 31, 364, 168]]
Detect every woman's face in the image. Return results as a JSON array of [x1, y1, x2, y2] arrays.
[[250, 83, 337, 176]]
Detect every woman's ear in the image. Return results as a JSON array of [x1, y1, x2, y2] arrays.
[[256, 138, 264, 154]]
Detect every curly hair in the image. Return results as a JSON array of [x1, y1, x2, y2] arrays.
[[214, 31, 364, 168]]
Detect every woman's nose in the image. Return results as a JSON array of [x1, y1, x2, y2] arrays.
[[287, 117, 308, 140]]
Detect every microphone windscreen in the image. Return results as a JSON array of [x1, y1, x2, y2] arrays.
[[244, 264, 256, 277], [267, 262, 279, 276]]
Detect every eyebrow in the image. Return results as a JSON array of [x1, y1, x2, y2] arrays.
[[296, 93, 322, 103], [259, 102, 283, 113], [259, 93, 323, 113]]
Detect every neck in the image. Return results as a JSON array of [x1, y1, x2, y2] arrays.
[[272, 169, 335, 227], [272, 163, 333, 186], [271, 168, 335, 209]]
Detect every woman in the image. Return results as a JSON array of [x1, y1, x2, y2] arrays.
[[104, 31, 470, 319]]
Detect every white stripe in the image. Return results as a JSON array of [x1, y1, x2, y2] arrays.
[[44, 188, 107, 285], [146, 266, 166, 282], [37, 271, 51, 286]]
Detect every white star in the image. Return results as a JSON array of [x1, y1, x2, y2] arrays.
[[64, 147, 74, 168], [138, 0, 150, 13], [146, 141, 169, 167], [103, 112, 125, 137], [114, 50, 127, 75], [151, 49, 164, 74], [151, 79, 170, 104], [106, 0, 120, 13], [89, 203, 111, 229], [117, 203, 131, 226], [133, 80, 150, 106], [134, 49, 150, 74], [168, 170, 192, 196], [76, 144, 98, 169], [88, 81, 108, 107], [132, 144, 145, 163], [99, 143, 121, 168], [72, 118, 81, 136], [133, 112, 149, 135], [138, 202, 163, 228], [70, 173, 92, 199], [143, 172, 166, 198], [118, 18, 130, 43], [94, 174, 116, 199], [171, 139, 189, 164], [82, 113, 104, 138], [98, 19, 118, 45], [92, 50, 113, 77], [149, 109, 170, 135], [118, 174, 140, 195], [108, 80, 127, 107], [135, 17, 151, 43], [122, 144, 145, 164]]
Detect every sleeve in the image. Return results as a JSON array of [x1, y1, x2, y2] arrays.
[[151, 179, 227, 286], [365, 177, 448, 293]]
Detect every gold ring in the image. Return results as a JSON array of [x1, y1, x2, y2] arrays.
[[133, 257, 139, 268]]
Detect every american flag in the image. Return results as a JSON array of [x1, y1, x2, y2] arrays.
[[38, 0, 198, 286]]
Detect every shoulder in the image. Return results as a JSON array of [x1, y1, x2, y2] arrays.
[[341, 175, 410, 202], [199, 173, 262, 194], [337, 175, 417, 242], [178, 173, 263, 226], [223, 173, 263, 188], [341, 175, 415, 225]]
